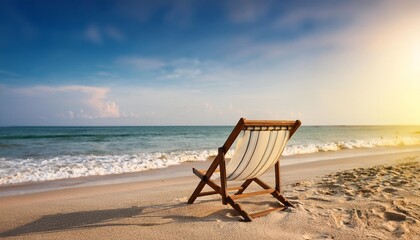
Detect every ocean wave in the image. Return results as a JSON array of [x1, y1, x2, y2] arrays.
[[284, 136, 419, 155], [0, 136, 419, 185], [0, 150, 225, 185]]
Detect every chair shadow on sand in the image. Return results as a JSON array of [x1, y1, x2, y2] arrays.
[[0, 206, 143, 238], [0, 199, 260, 238]]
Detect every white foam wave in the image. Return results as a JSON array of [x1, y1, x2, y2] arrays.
[[0, 150, 231, 185], [0, 136, 419, 185], [283, 136, 420, 156]]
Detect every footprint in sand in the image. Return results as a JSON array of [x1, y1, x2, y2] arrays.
[[348, 209, 367, 228], [331, 208, 367, 229], [381, 187, 398, 193], [371, 204, 387, 218], [330, 211, 346, 228], [381, 221, 397, 232], [393, 199, 420, 220], [382, 220, 412, 238], [383, 211, 407, 221]]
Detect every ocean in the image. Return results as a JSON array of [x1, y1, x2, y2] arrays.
[[1, 125, 420, 186]]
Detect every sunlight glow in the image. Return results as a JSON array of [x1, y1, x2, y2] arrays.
[[410, 44, 420, 75]]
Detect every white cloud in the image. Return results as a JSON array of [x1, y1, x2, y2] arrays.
[[110, 86, 246, 125], [164, 68, 202, 79], [96, 71, 116, 77], [273, 4, 355, 29], [6, 85, 120, 120], [225, 0, 271, 23], [116, 56, 206, 80], [117, 56, 165, 70], [170, 58, 201, 68], [105, 26, 125, 41], [84, 25, 102, 44], [0, 69, 21, 78], [84, 24, 125, 44], [46, 85, 120, 118]]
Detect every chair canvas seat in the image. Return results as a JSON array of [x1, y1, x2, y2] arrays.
[[225, 128, 290, 181], [188, 118, 301, 221]]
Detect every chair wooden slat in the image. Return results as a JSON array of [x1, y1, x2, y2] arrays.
[[229, 189, 275, 200], [249, 206, 288, 219]]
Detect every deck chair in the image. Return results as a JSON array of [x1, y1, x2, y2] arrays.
[[188, 118, 301, 221]]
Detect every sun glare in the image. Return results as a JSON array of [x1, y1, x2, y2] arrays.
[[411, 44, 420, 74]]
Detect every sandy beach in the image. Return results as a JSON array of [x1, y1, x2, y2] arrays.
[[0, 148, 419, 240]]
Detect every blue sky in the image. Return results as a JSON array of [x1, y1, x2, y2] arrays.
[[1, 0, 420, 126]]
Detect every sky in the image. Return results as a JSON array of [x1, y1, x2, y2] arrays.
[[1, 0, 420, 126]]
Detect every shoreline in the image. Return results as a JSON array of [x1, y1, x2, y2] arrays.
[[1, 145, 420, 197], [0, 148, 419, 239]]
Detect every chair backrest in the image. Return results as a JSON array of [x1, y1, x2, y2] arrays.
[[223, 119, 300, 181]]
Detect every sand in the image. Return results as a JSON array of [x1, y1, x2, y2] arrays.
[[0, 148, 419, 240]]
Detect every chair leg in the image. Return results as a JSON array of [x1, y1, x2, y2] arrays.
[[272, 192, 294, 207], [253, 177, 294, 207], [274, 162, 294, 207], [275, 162, 281, 192], [226, 197, 252, 222], [234, 179, 254, 195], [188, 154, 222, 204], [188, 177, 208, 204], [219, 148, 228, 205]]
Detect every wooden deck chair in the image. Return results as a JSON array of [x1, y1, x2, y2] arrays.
[[188, 118, 301, 221]]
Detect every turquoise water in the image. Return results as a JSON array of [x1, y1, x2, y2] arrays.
[[0, 126, 232, 158], [1, 125, 420, 185]]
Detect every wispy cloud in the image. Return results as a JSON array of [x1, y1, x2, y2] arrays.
[[84, 24, 125, 44], [273, 3, 356, 29], [164, 0, 195, 27], [225, 0, 271, 23], [163, 58, 203, 80], [96, 71, 117, 78], [115, 56, 231, 86], [164, 68, 202, 79], [84, 25, 102, 44], [0, 69, 21, 78], [117, 56, 165, 70], [114, 0, 197, 27], [105, 26, 125, 41]]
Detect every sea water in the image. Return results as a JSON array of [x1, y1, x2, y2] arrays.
[[1, 125, 420, 185]]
